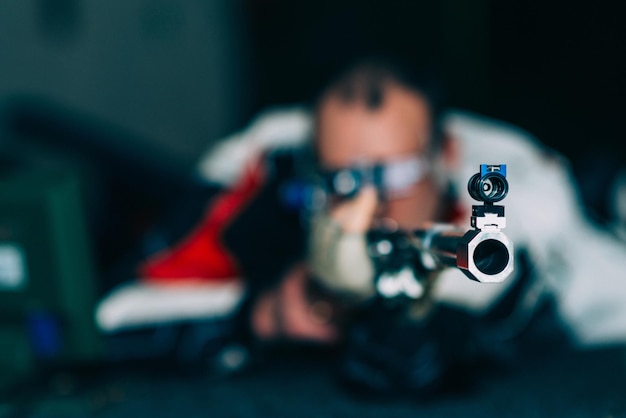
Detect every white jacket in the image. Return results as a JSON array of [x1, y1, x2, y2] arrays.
[[198, 106, 626, 347]]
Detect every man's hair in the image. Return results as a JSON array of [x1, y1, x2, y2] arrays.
[[313, 56, 445, 152]]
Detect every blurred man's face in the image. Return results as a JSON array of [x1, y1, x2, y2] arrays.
[[315, 82, 442, 229]]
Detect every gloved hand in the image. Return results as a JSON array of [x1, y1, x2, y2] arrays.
[[308, 187, 380, 300]]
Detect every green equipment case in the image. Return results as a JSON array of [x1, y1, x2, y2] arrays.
[[0, 167, 102, 389]]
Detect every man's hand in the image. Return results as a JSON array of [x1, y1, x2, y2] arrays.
[[307, 186, 381, 301], [328, 186, 379, 233], [251, 188, 379, 344], [251, 264, 339, 343]]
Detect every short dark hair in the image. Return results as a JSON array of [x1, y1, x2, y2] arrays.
[[313, 55, 445, 152]]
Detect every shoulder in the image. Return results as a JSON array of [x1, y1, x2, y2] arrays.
[[196, 105, 313, 187]]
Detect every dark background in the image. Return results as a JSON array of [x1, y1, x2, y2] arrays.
[[246, 0, 626, 164], [2, 0, 625, 168]]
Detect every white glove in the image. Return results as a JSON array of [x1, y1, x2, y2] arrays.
[[308, 187, 378, 300]]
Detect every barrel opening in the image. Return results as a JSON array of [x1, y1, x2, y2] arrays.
[[473, 239, 510, 275]]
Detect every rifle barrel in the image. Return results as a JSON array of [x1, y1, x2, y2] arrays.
[[412, 227, 514, 283]]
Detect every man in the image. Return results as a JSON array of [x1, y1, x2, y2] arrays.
[[104, 57, 626, 394], [232, 60, 626, 352], [249, 60, 458, 344]]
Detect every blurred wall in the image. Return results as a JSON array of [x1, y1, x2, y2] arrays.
[[1, 0, 622, 169], [246, 0, 491, 113], [0, 0, 251, 169], [489, 1, 626, 164]]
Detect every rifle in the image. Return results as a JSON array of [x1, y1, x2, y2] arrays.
[[334, 165, 515, 395], [368, 164, 514, 301]]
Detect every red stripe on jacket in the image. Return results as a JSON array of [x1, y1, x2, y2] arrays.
[[139, 159, 266, 283]]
